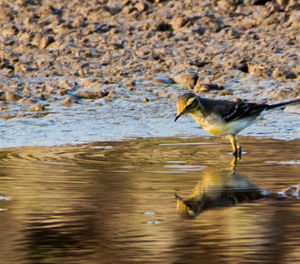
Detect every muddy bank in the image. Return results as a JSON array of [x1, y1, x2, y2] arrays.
[[0, 0, 299, 146]]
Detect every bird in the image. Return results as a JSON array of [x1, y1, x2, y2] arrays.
[[175, 92, 300, 156]]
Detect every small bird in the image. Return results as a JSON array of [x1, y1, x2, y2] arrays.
[[175, 93, 300, 156]]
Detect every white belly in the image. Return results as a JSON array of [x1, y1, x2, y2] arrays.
[[191, 113, 257, 136]]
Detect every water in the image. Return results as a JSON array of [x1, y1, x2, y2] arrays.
[[0, 137, 300, 264], [0, 76, 299, 148]]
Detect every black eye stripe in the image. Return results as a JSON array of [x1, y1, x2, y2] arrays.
[[185, 99, 197, 110]]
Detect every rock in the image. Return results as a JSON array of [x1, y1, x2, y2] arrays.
[[204, 18, 225, 34], [14, 62, 32, 73], [31, 33, 43, 47], [0, 91, 22, 101], [29, 104, 45, 111], [0, 24, 18, 37], [58, 96, 78, 106], [231, 60, 249, 73], [0, 0, 296, 122], [19, 98, 37, 105], [73, 16, 86, 27], [0, 115, 14, 119], [171, 15, 189, 31], [56, 80, 75, 90], [89, 81, 104, 90], [40, 35, 55, 49], [219, 90, 233, 96], [75, 89, 109, 99], [192, 26, 206, 35], [217, 0, 239, 10], [194, 81, 225, 93], [272, 68, 297, 79], [239, 17, 257, 29], [105, 91, 125, 99], [38, 93, 48, 101], [135, 0, 148, 12], [286, 10, 300, 28], [248, 64, 272, 78], [226, 28, 242, 39], [173, 73, 198, 90]]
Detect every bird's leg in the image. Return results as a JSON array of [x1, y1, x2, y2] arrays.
[[231, 156, 238, 170], [229, 135, 242, 157], [235, 136, 242, 156], [229, 135, 237, 156]]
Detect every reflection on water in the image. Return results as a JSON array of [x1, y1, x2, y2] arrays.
[[176, 163, 265, 218], [0, 137, 300, 263]]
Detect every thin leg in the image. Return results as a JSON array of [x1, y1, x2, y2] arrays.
[[229, 135, 237, 156], [231, 156, 238, 169], [228, 135, 242, 157], [235, 136, 242, 155]]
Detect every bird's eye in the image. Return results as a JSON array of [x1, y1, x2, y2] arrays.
[[185, 98, 195, 110]]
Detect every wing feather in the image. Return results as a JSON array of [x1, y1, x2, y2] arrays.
[[222, 101, 268, 122]]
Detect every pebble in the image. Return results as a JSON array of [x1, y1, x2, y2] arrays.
[[142, 97, 150, 103], [248, 64, 272, 78], [173, 73, 198, 90], [29, 104, 45, 111], [40, 35, 55, 49], [171, 15, 189, 31], [1, 91, 22, 101], [0, 0, 297, 118], [194, 82, 224, 93], [75, 89, 109, 99], [19, 98, 37, 105], [135, 0, 148, 12], [58, 96, 78, 106]]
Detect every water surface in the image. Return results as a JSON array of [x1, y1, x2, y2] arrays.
[[0, 137, 300, 263]]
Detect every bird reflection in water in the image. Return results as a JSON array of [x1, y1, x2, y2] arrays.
[[176, 159, 267, 218]]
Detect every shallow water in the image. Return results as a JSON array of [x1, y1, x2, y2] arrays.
[[0, 137, 300, 264], [0, 76, 299, 148]]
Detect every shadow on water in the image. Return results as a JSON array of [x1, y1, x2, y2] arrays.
[[0, 137, 299, 263]]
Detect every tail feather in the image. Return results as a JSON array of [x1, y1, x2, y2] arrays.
[[268, 99, 300, 110]]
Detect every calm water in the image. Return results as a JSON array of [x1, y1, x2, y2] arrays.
[[0, 137, 300, 264]]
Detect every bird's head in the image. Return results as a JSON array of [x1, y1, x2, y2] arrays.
[[175, 93, 198, 121], [175, 193, 198, 218]]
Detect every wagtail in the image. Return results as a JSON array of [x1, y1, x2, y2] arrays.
[[175, 93, 300, 156]]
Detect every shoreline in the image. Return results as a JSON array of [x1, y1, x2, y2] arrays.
[[0, 0, 299, 148]]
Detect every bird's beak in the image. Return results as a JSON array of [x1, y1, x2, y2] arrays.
[[174, 112, 183, 122]]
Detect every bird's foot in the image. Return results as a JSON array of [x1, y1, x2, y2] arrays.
[[233, 148, 242, 158], [232, 149, 242, 159]]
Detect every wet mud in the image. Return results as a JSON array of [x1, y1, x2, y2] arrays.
[[0, 0, 299, 147]]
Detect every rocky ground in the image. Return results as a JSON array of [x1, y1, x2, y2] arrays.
[[0, 0, 299, 147]]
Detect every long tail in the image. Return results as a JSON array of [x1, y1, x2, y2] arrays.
[[268, 99, 300, 110]]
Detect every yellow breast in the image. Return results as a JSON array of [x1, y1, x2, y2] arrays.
[[190, 112, 254, 136], [191, 113, 222, 135]]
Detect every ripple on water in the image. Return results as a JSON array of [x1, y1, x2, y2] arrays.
[[0, 137, 299, 263]]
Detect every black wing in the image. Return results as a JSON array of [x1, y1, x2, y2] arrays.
[[222, 101, 268, 122]]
